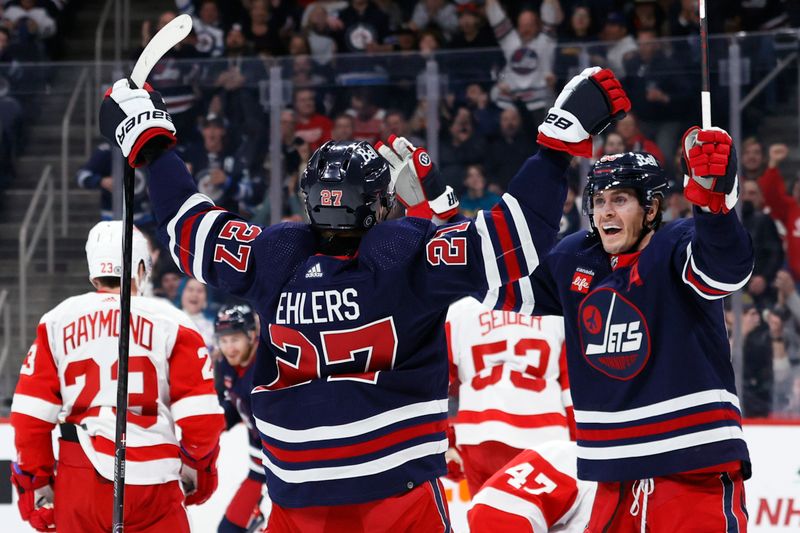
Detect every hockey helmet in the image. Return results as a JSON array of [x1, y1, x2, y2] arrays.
[[215, 303, 257, 336], [85, 221, 152, 287], [300, 141, 394, 231], [583, 152, 668, 232]]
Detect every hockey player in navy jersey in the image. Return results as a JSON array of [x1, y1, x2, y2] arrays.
[[99, 67, 630, 532], [521, 133, 753, 531], [213, 303, 266, 533]]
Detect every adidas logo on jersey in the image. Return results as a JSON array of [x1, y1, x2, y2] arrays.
[[305, 263, 323, 278]]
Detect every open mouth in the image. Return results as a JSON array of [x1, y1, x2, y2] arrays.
[[602, 225, 622, 236]]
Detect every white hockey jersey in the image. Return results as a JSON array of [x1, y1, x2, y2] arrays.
[[469, 440, 596, 532], [446, 297, 572, 449], [11, 291, 224, 484]]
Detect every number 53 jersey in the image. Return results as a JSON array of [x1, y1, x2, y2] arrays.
[[11, 292, 224, 484], [144, 148, 571, 508], [446, 297, 573, 449]]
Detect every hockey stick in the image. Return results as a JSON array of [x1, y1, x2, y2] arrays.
[[699, 0, 711, 128], [112, 13, 192, 533]]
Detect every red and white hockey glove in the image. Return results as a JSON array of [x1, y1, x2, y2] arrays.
[[100, 78, 177, 167], [375, 135, 459, 221], [11, 464, 55, 532], [682, 126, 739, 214], [180, 444, 220, 506], [537, 67, 631, 158]]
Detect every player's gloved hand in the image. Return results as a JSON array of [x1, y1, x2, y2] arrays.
[[537, 67, 631, 157], [179, 444, 220, 505], [681, 126, 738, 214], [444, 424, 465, 481], [99, 78, 177, 168], [375, 135, 459, 221], [11, 464, 56, 532]]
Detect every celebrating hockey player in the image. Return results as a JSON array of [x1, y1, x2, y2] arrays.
[[99, 67, 629, 531], [214, 303, 267, 533], [10, 221, 225, 532], [468, 440, 596, 532], [445, 298, 572, 496]]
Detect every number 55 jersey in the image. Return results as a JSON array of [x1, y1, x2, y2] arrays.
[[144, 148, 571, 508], [11, 291, 224, 483]]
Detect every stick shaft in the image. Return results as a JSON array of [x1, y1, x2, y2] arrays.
[[699, 0, 712, 128], [112, 163, 135, 532]]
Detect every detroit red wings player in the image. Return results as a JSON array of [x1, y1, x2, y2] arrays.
[[446, 297, 574, 495], [468, 440, 596, 532], [10, 221, 225, 533]]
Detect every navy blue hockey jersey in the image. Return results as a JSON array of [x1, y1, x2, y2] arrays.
[[215, 356, 265, 481], [527, 209, 753, 482], [146, 148, 569, 507]]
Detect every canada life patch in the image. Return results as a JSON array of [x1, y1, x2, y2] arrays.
[[571, 267, 594, 294], [577, 288, 651, 380]]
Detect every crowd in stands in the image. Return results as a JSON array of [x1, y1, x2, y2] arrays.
[[70, 0, 800, 418]]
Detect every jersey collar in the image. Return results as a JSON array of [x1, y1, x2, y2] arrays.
[[609, 250, 641, 271]]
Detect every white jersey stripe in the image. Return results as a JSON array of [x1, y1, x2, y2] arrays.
[[192, 209, 224, 284], [254, 398, 448, 443], [166, 193, 214, 270], [11, 393, 61, 423], [577, 426, 745, 460], [501, 193, 540, 275], [475, 212, 502, 290], [262, 438, 448, 483], [573, 389, 741, 424], [171, 393, 223, 421], [517, 276, 535, 315], [683, 243, 751, 297], [472, 487, 548, 532]]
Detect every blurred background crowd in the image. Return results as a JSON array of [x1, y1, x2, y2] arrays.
[[0, 0, 799, 419]]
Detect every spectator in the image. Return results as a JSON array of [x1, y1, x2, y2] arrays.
[[622, 29, 696, 163], [485, 0, 556, 120], [186, 0, 225, 57], [331, 113, 355, 141], [448, 2, 497, 50], [293, 88, 333, 150], [153, 262, 183, 304], [600, 12, 636, 77], [180, 278, 216, 350], [382, 109, 424, 147], [417, 26, 442, 57], [740, 179, 784, 295], [438, 105, 486, 195], [757, 142, 800, 280], [75, 143, 155, 231], [464, 82, 501, 139], [3, 0, 56, 40], [777, 368, 800, 416], [613, 112, 665, 163], [741, 136, 765, 180], [668, 0, 700, 37], [486, 106, 534, 192], [631, 0, 665, 34], [178, 114, 250, 213], [458, 164, 500, 217], [741, 302, 774, 418], [288, 53, 328, 88], [774, 269, 800, 365], [555, 4, 603, 84], [245, 0, 286, 56], [304, 4, 338, 65], [559, 185, 581, 239], [410, 0, 459, 41], [335, 0, 389, 53], [600, 130, 625, 155], [0, 75, 21, 185], [345, 88, 385, 143], [766, 308, 797, 415]]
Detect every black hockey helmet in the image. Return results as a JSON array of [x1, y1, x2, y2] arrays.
[[215, 303, 256, 336], [300, 140, 394, 231], [583, 152, 668, 232]]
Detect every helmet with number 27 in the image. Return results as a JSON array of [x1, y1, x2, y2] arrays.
[[300, 141, 394, 232]]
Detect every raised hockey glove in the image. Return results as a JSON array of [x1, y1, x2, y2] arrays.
[[537, 67, 631, 158], [179, 443, 220, 505], [99, 78, 177, 167], [681, 126, 739, 214], [375, 135, 459, 221], [11, 464, 55, 532]]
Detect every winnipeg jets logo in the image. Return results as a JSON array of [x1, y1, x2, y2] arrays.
[[578, 288, 650, 380], [305, 262, 323, 278]]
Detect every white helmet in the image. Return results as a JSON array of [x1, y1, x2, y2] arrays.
[[85, 221, 152, 290]]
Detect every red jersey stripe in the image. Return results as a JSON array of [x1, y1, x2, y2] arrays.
[[91, 435, 179, 461], [576, 408, 741, 442]]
